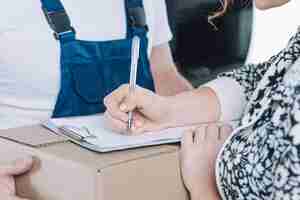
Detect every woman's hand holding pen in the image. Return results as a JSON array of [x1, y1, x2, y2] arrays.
[[104, 84, 221, 134], [103, 84, 174, 134]]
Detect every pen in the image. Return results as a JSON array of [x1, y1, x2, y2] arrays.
[[128, 36, 140, 130]]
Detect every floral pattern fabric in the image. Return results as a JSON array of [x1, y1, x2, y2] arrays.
[[216, 27, 300, 199]]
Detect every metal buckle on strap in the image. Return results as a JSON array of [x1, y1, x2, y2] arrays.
[[128, 7, 147, 28], [42, 8, 75, 40]]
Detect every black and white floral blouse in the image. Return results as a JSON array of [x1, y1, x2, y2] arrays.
[[206, 27, 300, 199]]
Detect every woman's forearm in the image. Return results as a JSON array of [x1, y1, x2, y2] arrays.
[[166, 87, 221, 127]]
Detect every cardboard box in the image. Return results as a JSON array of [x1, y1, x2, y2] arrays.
[[0, 125, 188, 200]]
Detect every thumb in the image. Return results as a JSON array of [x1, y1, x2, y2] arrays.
[[119, 86, 153, 113], [0, 156, 34, 176], [119, 94, 139, 113]]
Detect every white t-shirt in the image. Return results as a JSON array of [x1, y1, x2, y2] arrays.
[[0, 0, 172, 129]]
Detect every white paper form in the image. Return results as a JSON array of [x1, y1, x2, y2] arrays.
[[45, 114, 193, 152]]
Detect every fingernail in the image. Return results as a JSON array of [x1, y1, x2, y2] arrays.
[[120, 104, 127, 111]]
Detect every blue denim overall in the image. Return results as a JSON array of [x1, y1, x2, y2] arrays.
[[40, 0, 155, 118]]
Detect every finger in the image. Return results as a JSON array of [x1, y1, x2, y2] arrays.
[[104, 102, 129, 123], [103, 112, 128, 134], [219, 124, 233, 141], [206, 124, 220, 141], [194, 125, 207, 144], [128, 122, 153, 135], [0, 156, 33, 176], [130, 120, 167, 135], [120, 94, 138, 113], [103, 85, 129, 122], [126, 111, 163, 135], [181, 129, 194, 149], [126, 112, 147, 135], [120, 86, 155, 113], [132, 112, 145, 130]]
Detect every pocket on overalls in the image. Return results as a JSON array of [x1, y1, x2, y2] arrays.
[[69, 60, 104, 104], [102, 58, 131, 95], [100, 40, 132, 95]]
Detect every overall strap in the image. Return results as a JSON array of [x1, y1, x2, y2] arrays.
[[125, 0, 148, 38], [40, 0, 76, 43]]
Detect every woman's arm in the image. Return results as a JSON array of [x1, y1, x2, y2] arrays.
[[151, 50, 282, 126], [104, 30, 298, 133], [103, 84, 221, 133], [103, 50, 285, 133], [150, 43, 193, 96], [165, 86, 221, 127]]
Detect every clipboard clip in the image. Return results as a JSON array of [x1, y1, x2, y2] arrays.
[[42, 121, 97, 143], [58, 125, 97, 142]]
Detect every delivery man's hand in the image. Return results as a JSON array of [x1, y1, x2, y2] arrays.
[[0, 156, 33, 200], [104, 84, 174, 134]]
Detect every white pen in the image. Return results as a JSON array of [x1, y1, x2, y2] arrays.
[[128, 36, 140, 130]]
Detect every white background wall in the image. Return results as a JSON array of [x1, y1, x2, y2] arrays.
[[246, 0, 300, 64]]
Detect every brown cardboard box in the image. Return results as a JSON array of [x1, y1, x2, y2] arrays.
[[0, 125, 188, 200]]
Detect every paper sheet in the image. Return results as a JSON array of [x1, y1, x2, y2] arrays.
[[48, 114, 193, 151]]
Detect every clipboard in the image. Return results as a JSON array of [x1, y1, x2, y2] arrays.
[[41, 115, 190, 153], [42, 120, 183, 153], [42, 115, 240, 153]]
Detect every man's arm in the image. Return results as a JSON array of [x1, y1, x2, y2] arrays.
[[150, 43, 193, 96]]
